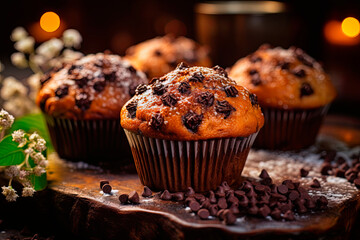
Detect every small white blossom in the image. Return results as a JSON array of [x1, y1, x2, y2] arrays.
[[12, 129, 27, 147], [34, 138, 46, 152], [10, 27, 28, 42], [22, 187, 35, 197], [39, 159, 49, 168], [11, 52, 28, 68], [36, 38, 63, 59], [33, 166, 46, 176], [29, 132, 40, 141], [18, 170, 30, 180], [62, 29, 82, 49], [14, 36, 35, 53], [0, 109, 15, 130], [3, 96, 38, 117], [0, 77, 27, 100], [32, 152, 46, 164], [1, 186, 19, 202], [4, 166, 20, 178]]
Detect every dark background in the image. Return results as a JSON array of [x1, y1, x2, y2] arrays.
[[1, 0, 360, 117]]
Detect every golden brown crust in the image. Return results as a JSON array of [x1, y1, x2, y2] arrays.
[[36, 53, 147, 119], [229, 45, 337, 109], [124, 35, 212, 79], [121, 64, 264, 141]]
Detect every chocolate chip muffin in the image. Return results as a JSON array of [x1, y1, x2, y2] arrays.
[[36, 52, 147, 162], [229, 45, 337, 150], [121, 63, 264, 191], [125, 35, 211, 79]]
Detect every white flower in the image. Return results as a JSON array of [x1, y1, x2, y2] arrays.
[[11, 52, 28, 68], [62, 49, 83, 63], [29, 132, 40, 141], [1, 186, 19, 202], [12, 129, 27, 147], [14, 36, 35, 53], [39, 159, 49, 168], [18, 170, 30, 180], [0, 76, 27, 100], [4, 166, 20, 178], [3, 95, 38, 117], [33, 166, 46, 176], [0, 109, 15, 130], [22, 187, 35, 197], [36, 38, 63, 59], [10, 27, 28, 42], [34, 138, 46, 152], [62, 29, 82, 49], [32, 152, 46, 164]]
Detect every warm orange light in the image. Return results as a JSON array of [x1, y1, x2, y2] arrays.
[[40, 12, 60, 32], [341, 17, 360, 38], [324, 20, 360, 46]]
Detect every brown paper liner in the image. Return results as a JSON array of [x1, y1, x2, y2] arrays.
[[44, 115, 132, 164], [254, 105, 330, 150], [124, 130, 258, 192]]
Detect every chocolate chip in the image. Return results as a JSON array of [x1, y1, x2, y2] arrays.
[[75, 77, 88, 88], [153, 83, 166, 95], [300, 82, 314, 97], [260, 177, 273, 186], [258, 205, 271, 218], [282, 180, 295, 190], [189, 201, 201, 212], [161, 93, 177, 106], [259, 169, 270, 179], [154, 49, 162, 56], [283, 210, 295, 221], [315, 196, 328, 209], [209, 204, 219, 216], [135, 84, 148, 95], [129, 191, 140, 204], [293, 68, 306, 78], [104, 71, 117, 82], [149, 113, 164, 130], [334, 169, 345, 178], [194, 193, 206, 203], [288, 190, 300, 201], [354, 178, 360, 189], [126, 100, 138, 119], [75, 92, 92, 111], [128, 65, 137, 73], [189, 72, 205, 83], [215, 186, 225, 198], [215, 100, 236, 119], [249, 54, 262, 63], [160, 190, 172, 200], [300, 168, 309, 177], [100, 180, 109, 190], [178, 82, 191, 95], [248, 206, 259, 215], [278, 61, 290, 70], [248, 69, 258, 75], [213, 65, 228, 77], [229, 204, 240, 214], [221, 181, 231, 191], [176, 62, 189, 70], [119, 194, 129, 204], [185, 197, 196, 206], [234, 190, 245, 198], [182, 111, 203, 133], [198, 209, 210, 220], [142, 186, 152, 197], [310, 179, 321, 188], [251, 74, 262, 86], [305, 198, 316, 209], [217, 198, 228, 209], [224, 85, 238, 97], [200, 199, 211, 209], [93, 80, 106, 92], [320, 163, 332, 175], [271, 208, 282, 220], [185, 187, 195, 197], [223, 210, 237, 225], [195, 92, 214, 107], [55, 85, 69, 98], [102, 184, 112, 194], [277, 185, 288, 195], [347, 172, 357, 183], [172, 192, 185, 202]]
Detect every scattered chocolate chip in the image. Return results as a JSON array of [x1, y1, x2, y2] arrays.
[[277, 185, 288, 195], [93, 80, 106, 92], [320, 163, 332, 175], [153, 83, 167, 95], [300, 168, 309, 177], [198, 209, 210, 220], [282, 180, 295, 190], [102, 184, 112, 194], [75, 77, 88, 88], [178, 82, 191, 95], [251, 73, 262, 86], [259, 169, 270, 179], [185, 187, 195, 197], [128, 65, 137, 73], [182, 111, 203, 133], [195, 193, 206, 203], [213, 65, 228, 77], [278, 61, 290, 70], [104, 71, 117, 82], [161, 92, 178, 106], [260, 177, 273, 186], [288, 190, 300, 201], [195, 92, 214, 107], [248, 69, 258, 76], [189, 201, 201, 212], [100, 180, 109, 190], [353, 178, 360, 189], [258, 205, 271, 218], [160, 190, 172, 200], [172, 192, 185, 202], [135, 84, 148, 95], [209, 204, 219, 216], [271, 208, 282, 220], [75, 92, 92, 111], [176, 62, 189, 70], [217, 198, 228, 209], [126, 100, 138, 119], [283, 210, 295, 221], [119, 194, 129, 204], [149, 113, 164, 130], [215, 186, 225, 198], [209, 191, 217, 204], [315, 196, 328, 209], [310, 179, 321, 188], [129, 191, 140, 204], [189, 72, 205, 82], [215, 100, 236, 119], [249, 54, 262, 63], [55, 85, 69, 98], [347, 172, 357, 183], [221, 181, 231, 191], [154, 49, 162, 56], [293, 68, 306, 78], [142, 186, 152, 197], [334, 169, 346, 178], [224, 85, 238, 97], [223, 210, 237, 225]]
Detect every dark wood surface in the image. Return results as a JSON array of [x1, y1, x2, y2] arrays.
[[1, 115, 360, 240]]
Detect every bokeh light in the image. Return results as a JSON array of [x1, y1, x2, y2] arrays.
[[341, 17, 360, 38], [40, 12, 60, 33]]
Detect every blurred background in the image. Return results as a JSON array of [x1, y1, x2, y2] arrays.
[[0, 0, 360, 117]]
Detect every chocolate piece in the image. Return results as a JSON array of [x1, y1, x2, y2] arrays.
[[172, 192, 185, 202], [104, 71, 117, 82], [248, 69, 258, 76], [102, 184, 112, 194], [300, 168, 309, 177], [75, 92, 92, 111], [128, 191, 140, 204], [55, 85, 69, 98], [229, 204, 240, 214], [153, 83, 166, 95], [300, 82, 314, 97], [200, 199, 211, 209], [128, 65, 137, 73], [217, 198, 228, 209], [142, 186, 152, 197], [234, 190, 245, 198], [135, 84, 148, 95], [258, 205, 271, 218], [182, 111, 203, 133], [93, 80, 106, 92], [189, 72, 205, 83], [346, 172, 357, 183], [277, 185, 288, 195], [195, 92, 214, 107], [283, 210, 295, 221], [320, 163, 332, 175], [305, 198, 316, 209], [334, 169, 346, 178], [224, 86, 238, 97], [282, 180, 295, 190], [178, 82, 191, 95], [223, 210, 237, 225], [75, 77, 88, 88], [195, 193, 206, 203], [119, 194, 129, 204], [260, 177, 273, 186], [310, 179, 321, 188], [176, 62, 189, 70], [209, 204, 219, 216], [251, 74, 262, 86], [217, 209, 226, 220], [215, 100, 236, 119], [353, 178, 360, 189], [160, 190, 172, 200], [212, 65, 228, 77], [100, 180, 109, 190], [288, 190, 300, 201], [316, 196, 328, 209], [238, 195, 249, 207], [259, 169, 270, 179], [126, 100, 138, 119], [185, 187, 195, 197], [209, 191, 217, 204], [149, 113, 164, 130], [271, 208, 282, 220], [255, 184, 266, 193], [189, 201, 201, 212], [249, 54, 262, 63], [198, 209, 210, 220], [248, 206, 259, 215], [278, 61, 290, 70], [185, 197, 196, 206], [215, 186, 225, 198], [292, 68, 306, 78]]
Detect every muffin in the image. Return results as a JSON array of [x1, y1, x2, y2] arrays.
[[121, 63, 264, 192], [229, 45, 337, 150], [36, 52, 147, 162], [125, 35, 211, 79]]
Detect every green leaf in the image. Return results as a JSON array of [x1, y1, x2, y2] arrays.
[[29, 173, 47, 191], [0, 135, 24, 166], [9, 113, 53, 152]]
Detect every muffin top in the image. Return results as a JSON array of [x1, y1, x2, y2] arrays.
[[229, 45, 337, 109], [125, 35, 212, 79], [36, 52, 147, 119], [121, 63, 264, 141]]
